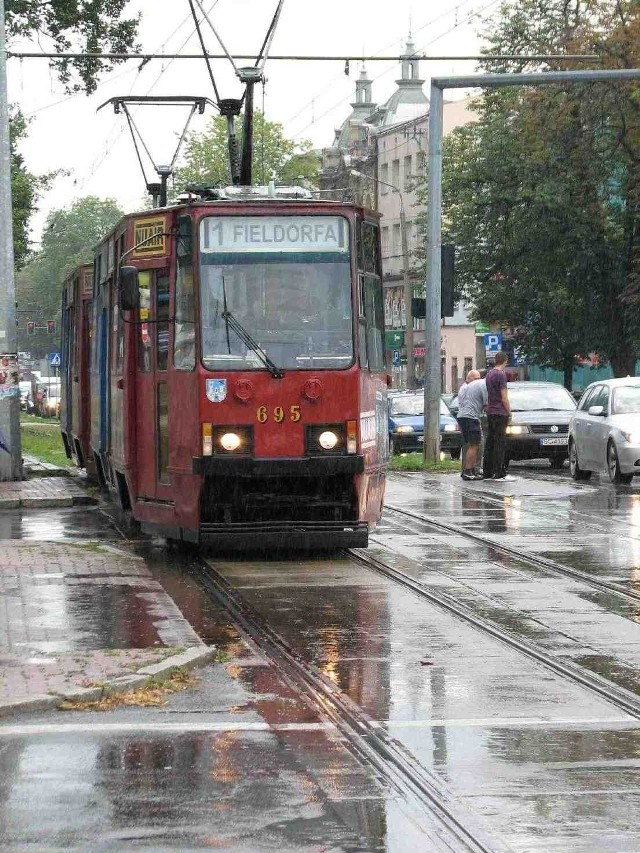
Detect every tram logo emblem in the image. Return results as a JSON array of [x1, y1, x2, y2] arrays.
[[206, 379, 227, 403], [550, 425, 559, 433]]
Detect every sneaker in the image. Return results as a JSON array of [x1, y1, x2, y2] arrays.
[[473, 471, 485, 480], [493, 474, 517, 482], [461, 470, 475, 481]]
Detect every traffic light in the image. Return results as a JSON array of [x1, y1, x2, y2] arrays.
[[47, 320, 56, 335], [27, 321, 35, 336]]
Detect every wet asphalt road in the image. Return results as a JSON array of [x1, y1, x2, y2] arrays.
[[3, 463, 640, 850]]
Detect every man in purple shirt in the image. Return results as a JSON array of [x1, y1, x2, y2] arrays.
[[483, 351, 515, 481]]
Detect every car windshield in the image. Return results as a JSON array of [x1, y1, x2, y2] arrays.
[[508, 385, 576, 412], [612, 386, 640, 415], [390, 395, 449, 416], [199, 215, 353, 371]]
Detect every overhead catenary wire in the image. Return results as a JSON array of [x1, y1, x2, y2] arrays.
[[7, 51, 600, 62], [187, 0, 221, 103]]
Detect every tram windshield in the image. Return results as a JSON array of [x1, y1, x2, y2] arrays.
[[199, 215, 353, 371]]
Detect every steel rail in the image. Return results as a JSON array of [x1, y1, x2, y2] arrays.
[[349, 547, 640, 720], [194, 558, 510, 853], [384, 502, 640, 607]]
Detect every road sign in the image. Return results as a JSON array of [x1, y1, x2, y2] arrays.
[[392, 350, 401, 366], [47, 352, 61, 367], [483, 332, 502, 353]]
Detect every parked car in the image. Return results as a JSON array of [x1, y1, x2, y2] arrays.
[[388, 391, 462, 457], [441, 393, 456, 411], [19, 381, 32, 412], [32, 378, 61, 418], [569, 377, 640, 484], [504, 381, 577, 468]]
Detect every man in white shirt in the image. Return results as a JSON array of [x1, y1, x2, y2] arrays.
[[456, 370, 488, 480]]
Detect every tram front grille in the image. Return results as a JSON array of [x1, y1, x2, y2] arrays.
[[201, 472, 358, 524]]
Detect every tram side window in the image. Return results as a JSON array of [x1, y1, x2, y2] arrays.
[[156, 272, 170, 371], [174, 216, 195, 371], [157, 382, 170, 483], [137, 271, 152, 373], [359, 222, 385, 372]]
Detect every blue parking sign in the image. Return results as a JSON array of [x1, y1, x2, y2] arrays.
[[483, 333, 502, 353]]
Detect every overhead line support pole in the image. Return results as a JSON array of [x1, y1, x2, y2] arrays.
[[423, 66, 640, 464], [0, 0, 21, 481]]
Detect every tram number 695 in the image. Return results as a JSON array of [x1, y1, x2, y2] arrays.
[[257, 405, 301, 423]]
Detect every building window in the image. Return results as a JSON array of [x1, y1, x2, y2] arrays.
[[392, 223, 401, 257], [381, 226, 389, 257], [464, 356, 473, 377], [404, 155, 412, 190], [380, 162, 389, 194], [391, 159, 400, 190], [451, 356, 459, 393]]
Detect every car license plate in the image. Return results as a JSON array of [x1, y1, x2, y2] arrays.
[[540, 436, 568, 446]]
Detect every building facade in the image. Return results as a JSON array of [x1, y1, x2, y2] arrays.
[[319, 37, 481, 392]]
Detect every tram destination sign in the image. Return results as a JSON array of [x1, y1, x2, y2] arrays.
[[132, 215, 167, 259], [200, 216, 348, 254]]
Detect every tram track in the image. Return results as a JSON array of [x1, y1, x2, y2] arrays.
[[383, 502, 640, 609], [350, 545, 640, 721], [193, 557, 510, 853]]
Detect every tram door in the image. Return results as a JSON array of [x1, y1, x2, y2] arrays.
[[134, 268, 171, 500]]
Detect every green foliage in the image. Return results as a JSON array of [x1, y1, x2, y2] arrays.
[[173, 112, 320, 192], [17, 196, 123, 356], [389, 453, 461, 472], [416, 0, 640, 382], [10, 110, 47, 269], [5, 0, 140, 93]]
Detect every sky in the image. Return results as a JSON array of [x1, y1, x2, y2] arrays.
[[7, 0, 497, 245]]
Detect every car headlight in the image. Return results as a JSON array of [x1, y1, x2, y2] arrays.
[[394, 425, 414, 434], [506, 424, 530, 435], [443, 423, 459, 432]]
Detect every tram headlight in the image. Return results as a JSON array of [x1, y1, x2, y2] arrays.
[[220, 432, 242, 451], [318, 430, 339, 450], [306, 423, 346, 455]]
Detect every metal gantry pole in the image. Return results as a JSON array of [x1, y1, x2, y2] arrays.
[[422, 67, 640, 464], [0, 0, 21, 481], [423, 83, 443, 463]]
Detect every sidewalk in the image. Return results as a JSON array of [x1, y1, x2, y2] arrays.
[[0, 465, 216, 716], [0, 456, 92, 508]]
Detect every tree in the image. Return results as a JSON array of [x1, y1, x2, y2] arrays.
[[417, 0, 640, 383], [173, 112, 320, 192], [5, 0, 139, 93], [16, 196, 123, 356], [10, 110, 47, 269]]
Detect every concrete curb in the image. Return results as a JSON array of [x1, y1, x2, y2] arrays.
[[0, 645, 218, 719]]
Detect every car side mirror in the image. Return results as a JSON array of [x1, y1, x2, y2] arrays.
[[588, 405, 605, 417], [119, 266, 140, 312]]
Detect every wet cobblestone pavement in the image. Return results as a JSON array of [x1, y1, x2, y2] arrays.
[[0, 509, 205, 712], [3, 468, 640, 848]]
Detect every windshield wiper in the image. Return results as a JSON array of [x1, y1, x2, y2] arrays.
[[221, 310, 284, 379], [219, 274, 283, 379]]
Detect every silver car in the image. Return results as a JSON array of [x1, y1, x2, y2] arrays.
[[569, 377, 640, 484]]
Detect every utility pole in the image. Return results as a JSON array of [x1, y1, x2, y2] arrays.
[[350, 169, 414, 388], [0, 0, 21, 481]]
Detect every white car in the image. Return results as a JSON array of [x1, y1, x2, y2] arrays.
[[569, 377, 640, 484]]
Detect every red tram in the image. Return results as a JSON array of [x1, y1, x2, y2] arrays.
[[61, 186, 388, 548]]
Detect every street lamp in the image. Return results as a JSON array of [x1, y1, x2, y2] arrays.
[[350, 170, 415, 389]]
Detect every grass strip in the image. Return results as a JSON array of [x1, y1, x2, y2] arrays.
[[389, 453, 461, 472], [20, 421, 72, 468]]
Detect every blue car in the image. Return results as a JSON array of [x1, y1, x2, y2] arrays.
[[388, 392, 462, 457]]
